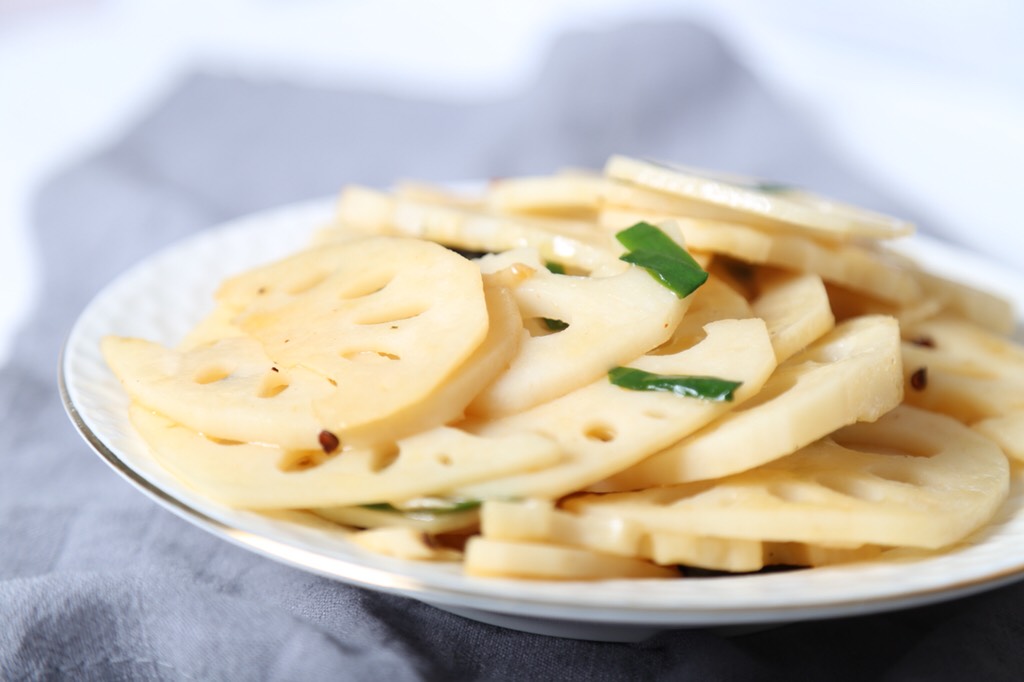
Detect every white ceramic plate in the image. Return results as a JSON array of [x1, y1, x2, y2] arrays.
[[61, 199, 1024, 642]]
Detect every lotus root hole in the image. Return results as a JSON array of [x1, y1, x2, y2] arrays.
[[257, 374, 290, 398], [353, 303, 428, 326], [814, 474, 886, 502], [203, 435, 245, 446], [767, 481, 820, 503], [835, 438, 938, 459], [584, 423, 617, 443], [193, 364, 232, 384], [277, 449, 330, 472], [342, 350, 401, 363], [338, 273, 394, 300], [867, 464, 927, 487]]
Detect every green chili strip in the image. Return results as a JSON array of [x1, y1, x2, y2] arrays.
[[615, 222, 708, 297], [608, 366, 741, 402]]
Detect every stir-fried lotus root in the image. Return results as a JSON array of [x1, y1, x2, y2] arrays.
[[103, 156, 1020, 581]]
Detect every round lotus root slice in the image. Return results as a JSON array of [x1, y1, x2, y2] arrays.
[[901, 315, 1024, 424], [599, 315, 902, 490], [604, 155, 914, 242], [232, 236, 494, 446], [469, 248, 689, 418], [127, 403, 562, 510], [105, 236, 502, 450], [566, 405, 1009, 550]]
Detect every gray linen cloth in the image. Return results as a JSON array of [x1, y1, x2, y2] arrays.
[[3, 20, 1022, 681]]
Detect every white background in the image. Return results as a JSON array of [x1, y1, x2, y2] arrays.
[[2, 0, 1022, 365]]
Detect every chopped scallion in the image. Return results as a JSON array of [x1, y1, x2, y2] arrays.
[[615, 222, 708, 297], [608, 366, 741, 402], [362, 498, 482, 514], [545, 261, 566, 274]]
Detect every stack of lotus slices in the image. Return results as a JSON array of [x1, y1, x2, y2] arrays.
[[102, 155, 1023, 580]]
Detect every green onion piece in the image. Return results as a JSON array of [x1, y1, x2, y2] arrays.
[[361, 503, 400, 512], [542, 318, 569, 331], [545, 261, 566, 274], [608, 366, 741, 402], [362, 498, 482, 514], [615, 222, 708, 297]]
